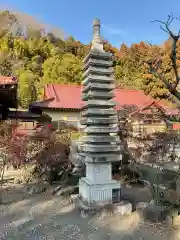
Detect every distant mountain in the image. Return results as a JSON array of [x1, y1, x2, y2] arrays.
[[0, 8, 67, 40]]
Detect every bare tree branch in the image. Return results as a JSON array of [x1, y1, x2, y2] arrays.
[[146, 14, 180, 101]]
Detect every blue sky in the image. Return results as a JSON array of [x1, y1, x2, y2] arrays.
[[1, 0, 180, 47]]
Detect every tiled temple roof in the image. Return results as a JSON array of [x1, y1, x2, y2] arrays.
[[31, 83, 179, 116]]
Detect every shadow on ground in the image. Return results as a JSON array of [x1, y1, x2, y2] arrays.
[[0, 203, 178, 240], [0, 183, 178, 240]]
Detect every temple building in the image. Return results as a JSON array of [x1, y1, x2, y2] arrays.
[[31, 84, 180, 131], [121, 101, 176, 139], [0, 76, 179, 133]]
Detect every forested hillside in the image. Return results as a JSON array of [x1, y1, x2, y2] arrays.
[[0, 10, 179, 108]]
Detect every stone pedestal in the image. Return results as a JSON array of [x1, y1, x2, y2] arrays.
[[79, 161, 121, 204], [79, 177, 121, 203]]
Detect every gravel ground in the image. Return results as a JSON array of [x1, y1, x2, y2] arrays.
[[0, 170, 180, 240]]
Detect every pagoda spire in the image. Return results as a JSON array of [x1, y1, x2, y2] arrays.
[[91, 18, 104, 52]]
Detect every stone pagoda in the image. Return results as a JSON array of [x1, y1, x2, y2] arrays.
[[79, 18, 122, 208]]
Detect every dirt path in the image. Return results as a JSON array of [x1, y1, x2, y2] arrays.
[[0, 170, 180, 240]]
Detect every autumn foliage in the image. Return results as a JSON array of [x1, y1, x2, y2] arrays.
[[0, 10, 180, 107]]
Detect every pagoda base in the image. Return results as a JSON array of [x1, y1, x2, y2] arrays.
[[77, 178, 132, 217], [79, 177, 121, 204]]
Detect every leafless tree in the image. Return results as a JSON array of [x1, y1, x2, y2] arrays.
[[147, 13, 180, 101]]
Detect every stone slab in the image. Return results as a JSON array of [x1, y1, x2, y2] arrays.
[[136, 201, 150, 219], [83, 58, 112, 71], [81, 135, 120, 143], [82, 100, 116, 108], [83, 82, 115, 93], [76, 197, 132, 218], [84, 126, 119, 133], [25, 183, 48, 196], [56, 185, 79, 197], [82, 108, 117, 116], [79, 144, 121, 153], [79, 177, 121, 203], [80, 116, 118, 125], [136, 202, 169, 222], [82, 74, 114, 85], [83, 66, 113, 78], [115, 201, 132, 215], [83, 51, 112, 64], [79, 153, 122, 162], [80, 142, 120, 147], [82, 91, 114, 100], [86, 162, 112, 183]]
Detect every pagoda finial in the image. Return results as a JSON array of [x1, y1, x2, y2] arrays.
[[93, 18, 101, 42], [91, 18, 104, 51]]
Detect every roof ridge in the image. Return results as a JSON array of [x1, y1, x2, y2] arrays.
[[52, 84, 60, 102], [47, 84, 58, 101]]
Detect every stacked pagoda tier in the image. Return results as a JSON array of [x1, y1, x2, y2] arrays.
[[79, 49, 122, 205]]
